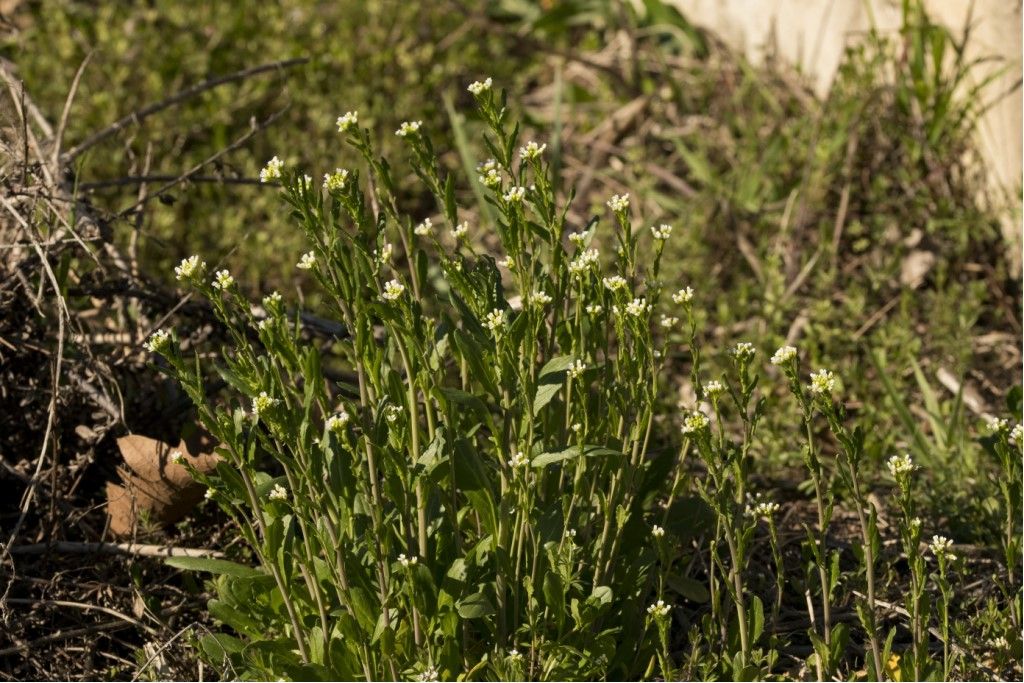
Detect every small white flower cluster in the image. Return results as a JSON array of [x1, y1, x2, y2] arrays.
[[624, 298, 650, 317], [671, 287, 694, 305], [503, 186, 526, 203], [507, 451, 528, 468], [382, 279, 405, 302], [326, 411, 350, 433], [519, 140, 546, 160], [415, 666, 438, 682], [704, 380, 725, 397], [507, 649, 523, 662], [569, 249, 600, 276], [586, 303, 603, 316], [297, 251, 316, 270], [646, 599, 671, 619], [568, 359, 586, 379], [414, 217, 434, 236], [808, 369, 837, 395], [650, 224, 672, 241], [398, 553, 419, 567], [335, 111, 358, 133], [174, 255, 206, 281], [169, 450, 184, 464], [748, 501, 780, 519], [144, 329, 171, 354], [929, 535, 956, 561], [607, 194, 629, 212], [1011, 424, 1023, 448], [453, 222, 469, 240], [681, 411, 710, 435], [252, 391, 279, 417], [484, 308, 506, 334], [268, 484, 288, 501], [731, 342, 756, 361], [770, 345, 797, 366], [323, 168, 349, 192], [263, 291, 282, 310], [602, 275, 628, 292], [659, 315, 678, 329], [212, 269, 234, 291], [377, 242, 394, 264], [529, 290, 552, 307], [478, 159, 502, 188], [568, 232, 587, 247], [651, 525, 665, 538], [887, 453, 915, 478], [259, 156, 284, 183], [395, 120, 422, 137], [385, 404, 403, 423], [467, 77, 492, 95], [498, 256, 515, 271]]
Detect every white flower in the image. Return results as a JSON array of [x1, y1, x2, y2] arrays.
[[929, 535, 956, 561], [382, 279, 405, 302], [1011, 424, 1023, 448], [603, 275, 628, 292], [385, 404, 403, 423], [453, 222, 469, 240], [169, 450, 184, 464], [651, 525, 665, 538], [569, 249, 600, 276], [651, 224, 672, 241], [415, 666, 438, 682], [507, 649, 523, 662], [519, 140, 546, 160], [498, 256, 515, 271], [204, 488, 214, 500], [335, 111, 358, 133], [808, 369, 837, 395], [144, 329, 171, 353], [174, 255, 205, 281], [377, 242, 394, 264], [507, 451, 528, 468], [887, 453, 915, 478], [568, 359, 586, 379], [659, 315, 678, 329], [326, 412, 350, 433], [397, 553, 418, 567], [484, 308, 506, 334], [212, 269, 234, 291], [681, 411, 710, 435], [323, 168, 349, 191], [478, 159, 503, 188], [646, 599, 671, 618], [571, 422, 582, 433], [503, 186, 526, 203], [704, 380, 725, 397], [987, 417, 1010, 434], [624, 298, 649, 317], [268, 484, 288, 501], [263, 291, 282, 309], [467, 77, 492, 95], [529, 290, 552, 307], [607, 194, 630, 212], [770, 346, 798, 366], [297, 251, 316, 271], [731, 342, 756, 361], [671, 286, 694, 305], [413, 217, 433, 236], [749, 501, 780, 519], [568, 232, 587, 247], [252, 391, 278, 417], [395, 120, 422, 137], [259, 156, 284, 183], [586, 303, 603, 316], [299, 174, 313, 190]]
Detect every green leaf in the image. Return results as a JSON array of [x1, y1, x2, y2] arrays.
[[165, 556, 262, 578], [533, 381, 562, 416], [199, 632, 244, 663], [532, 444, 622, 468], [666, 574, 709, 603], [456, 591, 495, 619]]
